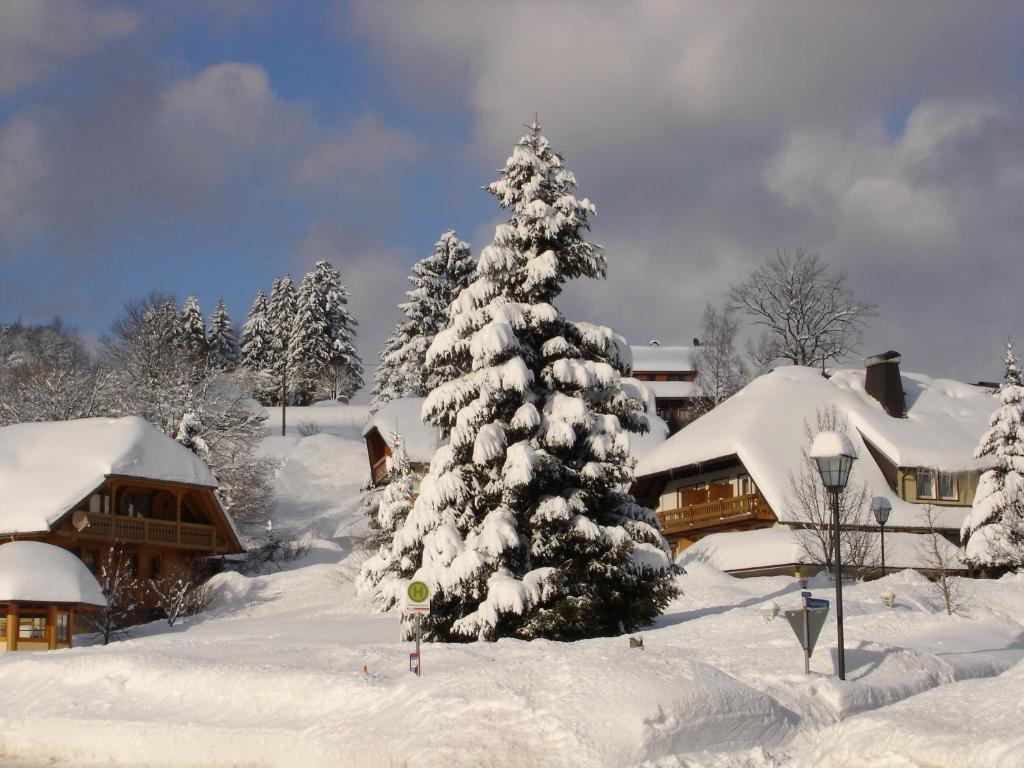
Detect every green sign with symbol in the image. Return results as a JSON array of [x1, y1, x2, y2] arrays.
[[407, 581, 430, 604]]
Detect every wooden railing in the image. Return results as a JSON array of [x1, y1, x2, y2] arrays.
[[657, 493, 774, 536], [58, 511, 222, 551]]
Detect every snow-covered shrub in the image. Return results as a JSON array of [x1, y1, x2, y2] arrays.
[[361, 122, 676, 642], [297, 419, 321, 437]]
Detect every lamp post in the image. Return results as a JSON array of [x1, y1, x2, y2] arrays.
[[810, 431, 857, 681], [871, 496, 892, 577]]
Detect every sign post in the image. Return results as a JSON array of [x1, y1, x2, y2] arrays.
[[404, 580, 431, 677], [784, 591, 830, 675]]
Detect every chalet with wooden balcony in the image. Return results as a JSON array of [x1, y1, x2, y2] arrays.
[[629, 342, 698, 433], [0, 417, 243, 601], [633, 354, 995, 576]]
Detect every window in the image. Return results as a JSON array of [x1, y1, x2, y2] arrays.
[[150, 555, 162, 580], [80, 549, 98, 573], [939, 472, 958, 500], [0, 612, 6, 637], [916, 469, 936, 499], [19, 612, 46, 639], [56, 612, 69, 642]]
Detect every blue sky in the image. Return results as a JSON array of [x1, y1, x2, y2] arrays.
[[2, 1, 1023, 384]]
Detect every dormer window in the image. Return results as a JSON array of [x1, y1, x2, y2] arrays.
[[939, 472, 958, 500], [916, 469, 935, 499], [915, 469, 958, 501]]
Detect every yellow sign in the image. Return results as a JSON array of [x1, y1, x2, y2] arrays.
[[407, 581, 430, 604]]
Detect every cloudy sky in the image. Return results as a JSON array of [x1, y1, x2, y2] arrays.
[[2, 0, 1022, 387]]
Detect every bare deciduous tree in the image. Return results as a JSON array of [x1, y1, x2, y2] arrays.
[[149, 574, 215, 627], [84, 545, 142, 645], [730, 249, 878, 371], [692, 303, 747, 417], [789, 407, 877, 574], [916, 505, 970, 616]]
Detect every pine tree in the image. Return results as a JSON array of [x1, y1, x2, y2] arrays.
[[289, 271, 331, 404], [962, 341, 1024, 569], [179, 296, 208, 358], [267, 275, 298, 407], [371, 230, 474, 412], [298, 261, 363, 402], [208, 299, 240, 370], [363, 121, 676, 641], [356, 432, 415, 606], [241, 290, 274, 401]]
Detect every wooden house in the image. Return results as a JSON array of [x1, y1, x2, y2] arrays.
[[630, 343, 698, 432], [632, 354, 994, 577], [0, 417, 244, 602], [0, 541, 105, 652], [362, 398, 439, 488]]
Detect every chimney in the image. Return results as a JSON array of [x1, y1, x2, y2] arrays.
[[864, 351, 906, 418]]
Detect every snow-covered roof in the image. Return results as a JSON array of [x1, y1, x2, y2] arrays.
[[362, 398, 442, 464], [0, 416, 218, 535], [678, 527, 965, 574], [630, 345, 696, 373], [636, 366, 997, 530], [0, 541, 105, 605], [644, 380, 697, 400]]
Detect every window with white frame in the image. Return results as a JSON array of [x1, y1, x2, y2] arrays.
[[916, 469, 936, 499], [939, 472, 958, 500]]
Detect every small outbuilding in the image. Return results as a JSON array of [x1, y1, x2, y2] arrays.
[[0, 541, 105, 651]]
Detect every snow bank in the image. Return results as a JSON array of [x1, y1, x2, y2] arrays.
[[636, 366, 994, 530], [0, 416, 218, 535], [0, 541, 105, 605]]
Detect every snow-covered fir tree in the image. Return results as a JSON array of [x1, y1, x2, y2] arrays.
[[179, 296, 208, 358], [241, 290, 273, 396], [371, 230, 474, 412], [361, 121, 676, 641], [305, 262, 362, 403], [289, 271, 331, 404], [962, 341, 1024, 569], [357, 432, 415, 603], [208, 299, 240, 370], [267, 275, 298, 405]]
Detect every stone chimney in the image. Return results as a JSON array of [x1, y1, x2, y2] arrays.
[[864, 351, 906, 418]]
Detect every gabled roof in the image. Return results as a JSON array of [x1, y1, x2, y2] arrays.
[[0, 416, 219, 535], [630, 345, 697, 373], [362, 398, 442, 465], [0, 541, 106, 605], [635, 366, 996, 530]]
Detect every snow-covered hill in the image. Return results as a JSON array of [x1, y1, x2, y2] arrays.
[[0, 406, 1022, 767]]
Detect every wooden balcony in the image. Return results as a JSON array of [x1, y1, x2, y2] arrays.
[[657, 493, 774, 536], [57, 511, 226, 551]]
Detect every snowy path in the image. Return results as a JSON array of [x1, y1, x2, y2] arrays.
[[1, 409, 1021, 767]]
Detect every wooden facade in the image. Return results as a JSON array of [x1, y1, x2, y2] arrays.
[[363, 427, 428, 489], [1, 602, 84, 652], [11, 475, 242, 606]]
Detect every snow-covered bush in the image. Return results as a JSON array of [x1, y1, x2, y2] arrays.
[[361, 122, 676, 642]]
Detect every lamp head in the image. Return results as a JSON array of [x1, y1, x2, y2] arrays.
[[871, 496, 892, 526], [810, 431, 858, 491]]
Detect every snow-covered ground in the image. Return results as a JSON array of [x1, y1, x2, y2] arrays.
[[1, 404, 1021, 767]]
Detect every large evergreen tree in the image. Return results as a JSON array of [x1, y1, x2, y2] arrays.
[[241, 290, 273, 399], [371, 230, 474, 412], [208, 299, 241, 370], [267, 275, 298, 406], [289, 271, 331, 404], [309, 260, 363, 402], [361, 122, 675, 641], [962, 341, 1024, 569], [179, 296, 208, 359]]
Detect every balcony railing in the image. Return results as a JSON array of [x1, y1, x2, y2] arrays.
[[657, 493, 774, 536], [58, 511, 224, 551]]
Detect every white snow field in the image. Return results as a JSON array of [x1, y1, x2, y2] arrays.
[[0, 404, 1022, 768]]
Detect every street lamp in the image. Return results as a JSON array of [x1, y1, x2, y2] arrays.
[[810, 430, 858, 681], [871, 496, 892, 577]]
